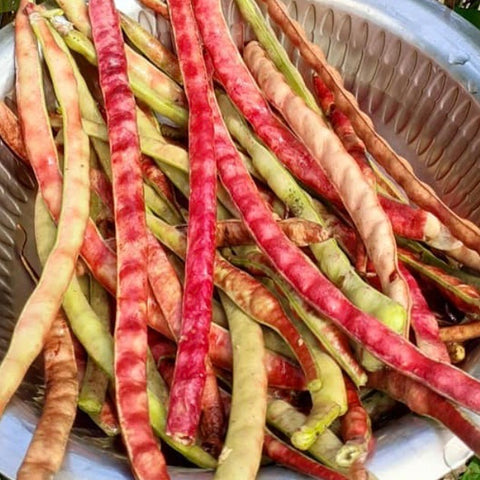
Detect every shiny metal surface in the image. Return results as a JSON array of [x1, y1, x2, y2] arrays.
[[0, 0, 480, 478]]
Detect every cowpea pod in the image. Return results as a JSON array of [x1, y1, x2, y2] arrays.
[[400, 264, 450, 363], [398, 238, 480, 290], [0, 2, 90, 417], [337, 376, 373, 471], [214, 294, 267, 480], [17, 312, 79, 480], [144, 182, 183, 224], [88, 398, 120, 437], [399, 248, 480, 316], [119, 12, 182, 84], [165, 0, 220, 445], [53, 0, 91, 37], [78, 278, 111, 415], [176, 218, 330, 248], [139, 0, 169, 18], [0, 101, 27, 162], [287, 310, 347, 450], [89, 0, 169, 476], [263, 430, 350, 480], [141, 155, 182, 217]]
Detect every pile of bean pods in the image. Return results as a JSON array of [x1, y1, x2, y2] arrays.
[[1, 0, 480, 478]]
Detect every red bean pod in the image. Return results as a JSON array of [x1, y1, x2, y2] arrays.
[[400, 264, 450, 363], [89, 0, 168, 477], [166, 0, 218, 445]]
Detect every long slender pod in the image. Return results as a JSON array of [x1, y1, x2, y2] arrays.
[[259, 0, 480, 254], [147, 233, 183, 339], [440, 322, 480, 343], [0, 2, 90, 417], [399, 248, 480, 315], [285, 311, 347, 450], [78, 277, 111, 415], [207, 218, 330, 247], [165, 0, 218, 446], [35, 195, 115, 379], [214, 294, 267, 479], [140, 0, 169, 19], [400, 265, 450, 363], [199, 359, 226, 457], [119, 12, 182, 84], [243, 41, 409, 314], [141, 155, 179, 211], [54, 0, 91, 37], [337, 376, 373, 471], [16, 312, 78, 479], [89, 1, 168, 477], [266, 399, 344, 467]]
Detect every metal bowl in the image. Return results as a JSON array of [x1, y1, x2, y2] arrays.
[[1, 0, 480, 478]]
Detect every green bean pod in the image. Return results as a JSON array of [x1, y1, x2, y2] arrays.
[[119, 12, 182, 84], [266, 399, 348, 473], [233, 0, 322, 115], [78, 276, 111, 415], [214, 294, 268, 480]]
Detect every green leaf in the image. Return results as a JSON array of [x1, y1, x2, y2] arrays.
[[0, 0, 19, 13], [462, 457, 480, 480], [455, 6, 480, 29]]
